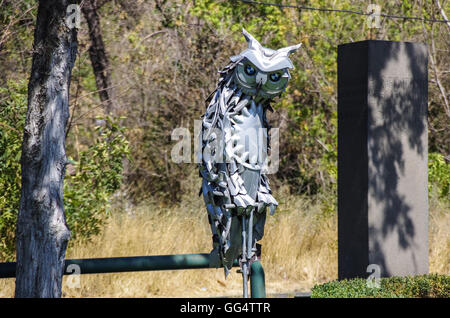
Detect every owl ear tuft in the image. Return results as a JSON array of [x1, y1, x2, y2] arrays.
[[284, 43, 302, 55], [275, 43, 302, 58], [288, 43, 302, 55], [242, 28, 262, 51]]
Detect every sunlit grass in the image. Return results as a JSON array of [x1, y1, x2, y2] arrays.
[[0, 189, 448, 298]]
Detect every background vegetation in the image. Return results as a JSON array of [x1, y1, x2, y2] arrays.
[[0, 0, 449, 296], [311, 273, 450, 298]]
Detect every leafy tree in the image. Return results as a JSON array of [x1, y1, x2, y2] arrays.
[[0, 80, 129, 261], [64, 116, 130, 242], [0, 80, 27, 260], [429, 152, 450, 201], [1, 0, 448, 217]]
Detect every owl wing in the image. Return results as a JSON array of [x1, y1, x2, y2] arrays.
[[199, 60, 278, 277]]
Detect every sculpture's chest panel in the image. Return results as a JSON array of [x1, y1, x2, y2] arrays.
[[224, 101, 267, 171]]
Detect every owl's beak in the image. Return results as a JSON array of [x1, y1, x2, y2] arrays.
[[255, 72, 267, 86]]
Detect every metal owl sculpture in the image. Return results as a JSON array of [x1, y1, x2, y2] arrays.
[[199, 29, 300, 297]]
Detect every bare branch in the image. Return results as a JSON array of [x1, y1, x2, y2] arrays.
[[435, 0, 450, 30]]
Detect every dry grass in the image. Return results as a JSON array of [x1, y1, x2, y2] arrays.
[[0, 190, 448, 298], [58, 187, 338, 298], [429, 198, 450, 275]]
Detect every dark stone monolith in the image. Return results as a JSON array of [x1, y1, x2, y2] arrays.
[[337, 40, 428, 280]]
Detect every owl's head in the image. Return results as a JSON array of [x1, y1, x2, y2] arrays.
[[231, 29, 301, 100]]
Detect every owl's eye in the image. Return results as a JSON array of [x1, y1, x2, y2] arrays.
[[244, 64, 256, 76], [269, 72, 281, 82]]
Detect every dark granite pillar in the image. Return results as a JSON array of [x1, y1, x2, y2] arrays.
[[337, 40, 428, 280]]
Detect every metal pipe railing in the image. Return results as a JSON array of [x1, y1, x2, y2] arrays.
[[250, 261, 266, 298], [0, 253, 266, 298]]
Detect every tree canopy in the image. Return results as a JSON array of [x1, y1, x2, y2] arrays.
[[0, 0, 448, 260]]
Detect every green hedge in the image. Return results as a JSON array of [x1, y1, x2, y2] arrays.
[[311, 274, 450, 298]]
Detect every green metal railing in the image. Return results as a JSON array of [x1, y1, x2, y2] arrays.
[[0, 253, 266, 298]]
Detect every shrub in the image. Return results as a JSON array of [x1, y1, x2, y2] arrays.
[[64, 115, 130, 243], [311, 274, 450, 298], [429, 153, 450, 201], [0, 80, 130, 261], [0, 80, 27, 260]]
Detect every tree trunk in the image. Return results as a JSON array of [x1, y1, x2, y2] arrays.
[[81, 0, 114, 114], [15, 0, 78, 298]]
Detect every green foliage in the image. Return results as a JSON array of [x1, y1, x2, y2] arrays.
[[188, 0, 449, 203], [1, 0, 449, 208], [0, 1, 36, 78], [428, 153, 450, 201], [190, 0, 346, 196], [0, 80, 130, 260], [0, 80, 27, 261], [311, 274, 450, 298], [64, 116, 130, 243]]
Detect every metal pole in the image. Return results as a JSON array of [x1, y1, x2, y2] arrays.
[[0, 254, 266, 298], [241, 215, 249, 298], [0, 253, 240, 278], [0, 262, 15, 279], [250, 261, 266, 298], [247, 209, 253, 259]]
